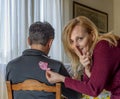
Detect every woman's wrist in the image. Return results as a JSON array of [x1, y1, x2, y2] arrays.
[[60, 75, 65, 82], [85, 68, 91, 77]]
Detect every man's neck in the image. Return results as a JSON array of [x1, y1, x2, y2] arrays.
[[30, 44, 48, 55]]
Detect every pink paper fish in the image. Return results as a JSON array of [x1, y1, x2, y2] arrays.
[[39, 61, 50, 70]]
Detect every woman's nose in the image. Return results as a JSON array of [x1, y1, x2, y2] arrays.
[[72, 41, 79, 49], [75, 41, 80, 47]]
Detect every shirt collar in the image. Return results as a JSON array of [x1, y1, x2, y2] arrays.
[[22, 49, 48, 57]]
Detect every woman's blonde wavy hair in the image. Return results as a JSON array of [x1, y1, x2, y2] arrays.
[[62, 16, 120, 71]]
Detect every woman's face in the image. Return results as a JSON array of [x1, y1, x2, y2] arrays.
[[70, 25, 91, 55]]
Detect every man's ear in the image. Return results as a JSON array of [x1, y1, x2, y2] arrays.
[[27, 37, 32, 45], [48, 39, 53, 48]]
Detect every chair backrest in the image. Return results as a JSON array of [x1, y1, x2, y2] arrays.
[[6, 79, 61, 99]]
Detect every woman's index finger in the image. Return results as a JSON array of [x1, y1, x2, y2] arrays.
[[76, 46, 83, 55]]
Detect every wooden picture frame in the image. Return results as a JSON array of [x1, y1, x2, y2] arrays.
[[73, 1, 108, 33]]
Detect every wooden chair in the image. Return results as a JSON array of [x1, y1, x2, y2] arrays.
[[6, 79, 61, 99]]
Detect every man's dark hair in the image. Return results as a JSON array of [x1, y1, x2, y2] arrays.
[[29, 21, 54, 46]]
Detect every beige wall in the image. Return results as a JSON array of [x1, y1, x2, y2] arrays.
[[63, 0, 113, 31], [114, 0, 120, 36]]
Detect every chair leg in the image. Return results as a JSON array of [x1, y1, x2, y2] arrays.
[[56, 83, 61, 99]]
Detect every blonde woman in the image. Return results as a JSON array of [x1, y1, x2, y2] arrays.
[[46, 16, 120, 99]]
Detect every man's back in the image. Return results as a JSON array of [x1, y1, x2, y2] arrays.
[[6, 49, 81, 99]]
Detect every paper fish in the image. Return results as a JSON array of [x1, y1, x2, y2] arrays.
[[38, 61, 50, 70]]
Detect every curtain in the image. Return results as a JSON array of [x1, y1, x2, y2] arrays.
[[0, 64, 8, 99], [0, 0, 63, 64], [0, 0, 64, 99]]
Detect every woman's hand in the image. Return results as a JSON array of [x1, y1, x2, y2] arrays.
[[79, 52, 91, 67], [75, 46, 91, 77], [75, 46, 91, 67], [46, 70, 65, 84], [80, 52, 91, 77]]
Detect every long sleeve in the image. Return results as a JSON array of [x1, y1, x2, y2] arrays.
[[59, 63, 81, 99], [64, 40, 117, 97], [83, 72, 89, 81]]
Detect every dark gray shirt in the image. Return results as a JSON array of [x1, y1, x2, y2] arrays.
[[6, 49, 81, 99]]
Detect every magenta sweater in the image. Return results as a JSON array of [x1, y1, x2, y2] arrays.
[[65, 40, 120, 99]]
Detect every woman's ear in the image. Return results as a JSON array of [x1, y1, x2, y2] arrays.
[[92, 34, 95, 41], [90, 31, 95, 41]]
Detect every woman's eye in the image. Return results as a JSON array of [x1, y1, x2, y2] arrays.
[[77, 37, 83, 41], [79, 37, 83, 40], [70, 40, 73, 44]]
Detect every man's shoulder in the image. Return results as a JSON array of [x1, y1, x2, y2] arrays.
[[46, 58, 65, 72], [7, 56, 22, 67], [49, 58, 63, 65]]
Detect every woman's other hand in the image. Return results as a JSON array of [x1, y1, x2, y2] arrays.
[[75, 46, 91, 67], [46, 70, 65, 84], [79, 52, 91, 68], [75, 46, 91, 77]]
